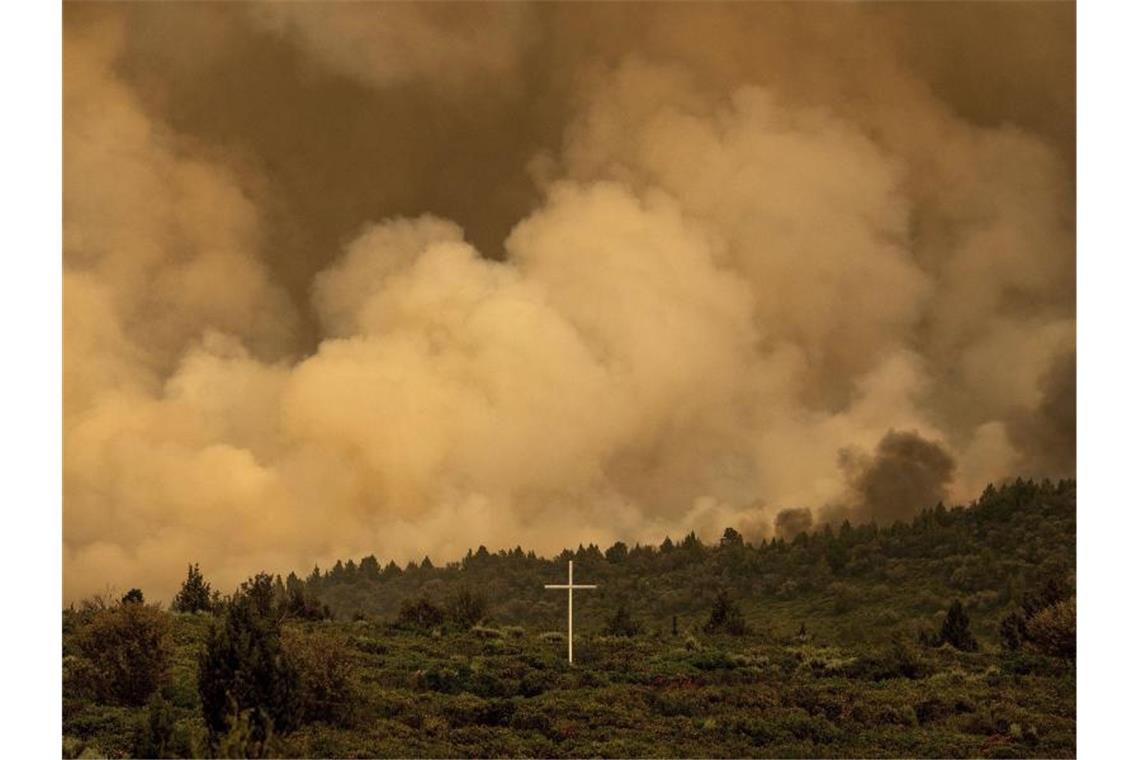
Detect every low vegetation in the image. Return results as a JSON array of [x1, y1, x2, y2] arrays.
[[62, 479, 1075, 758]]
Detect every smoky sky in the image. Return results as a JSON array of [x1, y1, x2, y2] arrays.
[[63, 2, 1075, 601]]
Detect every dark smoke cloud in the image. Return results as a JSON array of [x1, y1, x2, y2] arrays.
[[775, 508, 814, 541], [836, 430, 957, 525], [1009, 350, 1077, 479]]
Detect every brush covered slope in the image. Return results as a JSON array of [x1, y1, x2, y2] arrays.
[[62, 479, 1075, 758]]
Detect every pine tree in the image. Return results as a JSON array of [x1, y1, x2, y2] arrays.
[[939, 599, 979, 651], [172, 563, 213, 613], [359, 555, 381, 580], [604, 601, 642, 637], [1000, 610, 1025, 651], [198, 574, 300, 749], [605, 541, 629, 563], [720, 527, 744, 549], [704, 589, 750, 635]]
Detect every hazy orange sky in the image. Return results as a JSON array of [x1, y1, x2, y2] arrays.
[[63, 2, 1074, 602]]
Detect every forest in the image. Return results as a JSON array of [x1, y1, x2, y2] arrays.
[[63, 479, 1075, 758]]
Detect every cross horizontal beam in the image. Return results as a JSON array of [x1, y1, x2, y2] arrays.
[[544, 584, 597, 589]]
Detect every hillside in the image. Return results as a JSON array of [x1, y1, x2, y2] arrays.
[[307, 478, 1075, 646], [62, 479, 1076, 758]]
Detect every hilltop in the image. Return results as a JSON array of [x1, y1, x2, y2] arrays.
[[304, 478, 1075, 646]]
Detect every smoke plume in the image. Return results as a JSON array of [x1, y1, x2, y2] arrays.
[[834, 430, 957, 526], [63, 2, 1075, 601]]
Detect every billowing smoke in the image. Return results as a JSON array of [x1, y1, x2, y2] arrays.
[[775, 509, 814, 541], [63, 3, 1075, 601], [833, 431, 957, 526]]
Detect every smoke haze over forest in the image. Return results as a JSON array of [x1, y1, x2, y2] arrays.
[[63, 2, 1075, 601]]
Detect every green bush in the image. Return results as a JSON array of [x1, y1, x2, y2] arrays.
[[396, 595, 445, 630], [850, 637, 931, 680], [70, 601, 174, 706], [283, 627, 359, 725], [1025, 598, 1076, 660], [448, 586, 489, 628]]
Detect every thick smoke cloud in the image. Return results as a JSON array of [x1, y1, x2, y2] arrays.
[[834, 430, 957, 526], [775, 509, 814, 542], [63, 3, 1075, 601]]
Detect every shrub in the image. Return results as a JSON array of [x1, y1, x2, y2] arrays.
[[282, 627, 358, 725], [71, 601, 174, 706], [1025, 598, 1076, 660], [396, 595, 445, 630], [448, 586, 489, 628], [419, 661, 474, 693], [851, 636, 930, 680]]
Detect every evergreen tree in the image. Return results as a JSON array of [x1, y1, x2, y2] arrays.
[[604, 601, 642, 636], [359, 555, 381, 580], [1000, 610, 1026, 651], [605, 541, 629, 563], [172, 563, 213, 613], [681, 531, 704, 553], [121, 588, 144, 605], [704, 589, 750, 635], [720, 527, 744, 550], [197, 573, 300, 749], [939, 599, 979, 651], [132, 693, 190, 758]]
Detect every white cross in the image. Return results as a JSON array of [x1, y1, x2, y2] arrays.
[[544, 560, 597, 663]]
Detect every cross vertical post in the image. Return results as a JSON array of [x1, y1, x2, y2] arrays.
[[544, 559, 597, 663]]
